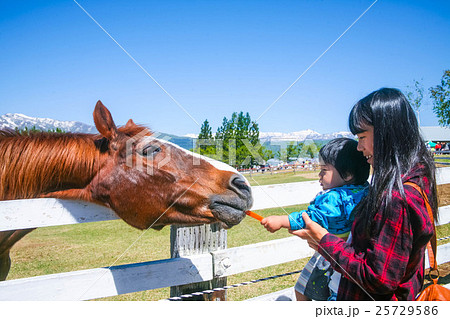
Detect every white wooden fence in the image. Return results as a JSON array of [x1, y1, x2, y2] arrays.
[[0, 167, 449, 301]]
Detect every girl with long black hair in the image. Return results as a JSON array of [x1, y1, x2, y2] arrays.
[[291, 88, 437, 300]]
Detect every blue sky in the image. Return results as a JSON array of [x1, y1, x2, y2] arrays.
[[1, 0, 449, 136]]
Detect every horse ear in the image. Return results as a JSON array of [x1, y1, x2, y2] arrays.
[[93, 100, 118, 140], [124, 119, 136, 129]]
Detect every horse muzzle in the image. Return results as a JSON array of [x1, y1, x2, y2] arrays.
[[209, 174, 253, 228]]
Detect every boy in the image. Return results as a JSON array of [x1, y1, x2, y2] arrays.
[[261, 138, 370, 300]]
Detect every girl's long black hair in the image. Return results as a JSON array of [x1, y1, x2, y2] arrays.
[[349, 88, 438, 235]]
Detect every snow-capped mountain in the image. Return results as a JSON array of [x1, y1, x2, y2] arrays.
[[260, 130, 354, 141], [185, 129, 354, 142], [259, 129, 322, 141], [0, 113, 194, 149], [317, 131, 356, 141], [0, 113, 97, 133]]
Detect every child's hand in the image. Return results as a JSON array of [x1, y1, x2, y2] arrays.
[[289, 212, 328, 251], [261, 216, 289, 233]]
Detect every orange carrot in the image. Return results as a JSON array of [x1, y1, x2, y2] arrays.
[[245, 210, 264, 222]]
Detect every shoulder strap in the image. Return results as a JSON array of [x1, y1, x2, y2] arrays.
[[403, 182, 437, 270]]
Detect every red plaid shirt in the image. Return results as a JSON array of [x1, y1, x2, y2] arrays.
[[318, 165, 434, 301]]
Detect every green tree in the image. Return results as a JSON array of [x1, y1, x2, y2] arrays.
[[194, 112, 270, 168], [262, 147, 274, 161], [215, 112, 263, 168], [198, 120, 212, 140], [195, 120, 216, 156], [429, 70, 450, 127], [286, 142, 300, 160], [276, 146, 287, 162], [405, 79, 424, 124], [299, 140, 319, 159], [16, 126, 65, 135]]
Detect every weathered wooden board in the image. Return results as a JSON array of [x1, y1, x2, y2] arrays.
[[170, 223, 227, 301]]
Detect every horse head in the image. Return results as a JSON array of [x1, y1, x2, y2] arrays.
[[81, 101, 253, 230], [0, 101, 254, 281]]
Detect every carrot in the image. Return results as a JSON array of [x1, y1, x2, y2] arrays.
[[245, 210, 264, 222]]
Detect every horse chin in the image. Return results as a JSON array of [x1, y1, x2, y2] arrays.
[[150, 225, 165, 231], [209, 196, 249, 229]]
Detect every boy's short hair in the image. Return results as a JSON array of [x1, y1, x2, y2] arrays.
[[319, 138, 370, 185]]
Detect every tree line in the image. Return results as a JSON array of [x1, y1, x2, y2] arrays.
[[195, 112, 266, 169], [15, 126, 65, 134], [194, 112, 322, 169]]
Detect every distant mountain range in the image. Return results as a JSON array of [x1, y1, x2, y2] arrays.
[[0, 113, 195, 150], [0, 113, 97, 134], [258, 129, 354, 142], [0, 113, 354, 150], [185, 129, 354, 142]]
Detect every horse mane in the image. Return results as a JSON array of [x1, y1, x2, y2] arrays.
[[0, 123, 150, 201]]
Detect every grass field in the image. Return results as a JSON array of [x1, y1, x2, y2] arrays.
[[6, 174, 450, 301], [246, 169, 319, 186], [434, 156, 450, 169]]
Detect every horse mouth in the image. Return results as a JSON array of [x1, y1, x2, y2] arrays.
[[209, 194, 253, 229]]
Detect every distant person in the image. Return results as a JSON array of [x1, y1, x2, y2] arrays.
[[261, 138, 370, 301], [291, 88, 437, 300], [435, 143, 441, 152]]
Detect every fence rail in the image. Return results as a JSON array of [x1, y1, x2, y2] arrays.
[[0, 167, 449, 300]]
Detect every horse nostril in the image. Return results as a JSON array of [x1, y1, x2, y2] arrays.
[[230, 175, 251, 196]]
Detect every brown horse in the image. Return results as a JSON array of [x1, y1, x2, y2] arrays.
[[0, 101, 253, 280]]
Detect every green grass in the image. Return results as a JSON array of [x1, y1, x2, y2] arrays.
[[247, 169, 319, 186], [437, 223, 450, 246], [434, 156, 450, 165]]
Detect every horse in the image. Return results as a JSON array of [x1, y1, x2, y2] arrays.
[[0, 101, 253, 280]]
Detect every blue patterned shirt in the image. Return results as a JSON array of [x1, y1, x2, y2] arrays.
[[288, 183, 368, 235]]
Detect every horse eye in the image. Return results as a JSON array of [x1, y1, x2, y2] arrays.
[[141, 145, 162, 157]]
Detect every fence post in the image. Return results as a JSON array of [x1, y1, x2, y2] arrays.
[[170, 223, 227, 301]]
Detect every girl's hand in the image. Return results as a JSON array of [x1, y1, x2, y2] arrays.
[[261, 216, 288, 233], [289, 212, 328, 251]]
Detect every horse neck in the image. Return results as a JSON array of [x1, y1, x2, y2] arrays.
[[0, 133, 107, 200]]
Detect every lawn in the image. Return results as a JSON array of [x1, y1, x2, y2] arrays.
[[434, 156, 450, 168], [246, 169, 319, 186]]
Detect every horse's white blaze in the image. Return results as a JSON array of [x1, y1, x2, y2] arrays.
[[139, 136, 250, 184]]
